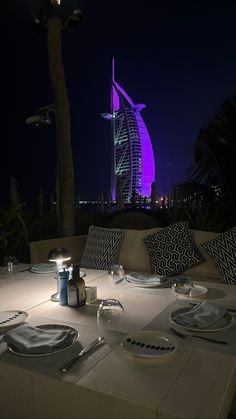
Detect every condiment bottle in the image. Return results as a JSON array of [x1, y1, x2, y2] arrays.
[[77, 268, 86, 307], [59, 268, 69, 305], [67, 264, 86, 307]]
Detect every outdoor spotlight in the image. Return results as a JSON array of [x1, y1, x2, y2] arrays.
[[48, 248, 71, 302]]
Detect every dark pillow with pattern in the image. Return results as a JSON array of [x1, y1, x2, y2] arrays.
[[80, 226, 123, 270], [199, 226, 236, 285], [143, 221, 203, 276]]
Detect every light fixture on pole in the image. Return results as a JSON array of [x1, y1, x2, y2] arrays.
[[48, 247, 71, 302]]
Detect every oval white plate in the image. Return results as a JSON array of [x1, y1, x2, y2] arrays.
[[53, 271, 86, 280], [169, 307, 235, 332], [0, 310, 28, 330], [121, 330, 178, 359], [7, 324, 79, 357]]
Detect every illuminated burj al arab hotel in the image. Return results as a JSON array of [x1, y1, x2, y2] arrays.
[[102, 59, 155, 203]]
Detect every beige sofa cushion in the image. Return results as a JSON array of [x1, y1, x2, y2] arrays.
[[117, 228, 162, 272], [184, 230, 221, 280], [80, 226, 123, 270], [30, 228, 221, 282], [118, 227, 221, 280]]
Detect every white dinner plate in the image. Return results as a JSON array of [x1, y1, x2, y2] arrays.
[[54, 271, 86, 280], [121, 330, 178, 359], [7, 324, 79, 357], [30, 263, 56, 274], [0, 310, 28, 330], [126, 278, 172, 288], [176, 285, 208, 299], [169, 306, 235, 332]]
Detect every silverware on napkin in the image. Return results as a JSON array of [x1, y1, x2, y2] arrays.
[[170, 327, 227, 345], [60, 336, 104, 373]]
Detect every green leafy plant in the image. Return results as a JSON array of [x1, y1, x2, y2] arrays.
[[188, 94, 236, 225], [0, 203, 29, 263], [184, 205, 228, 232]]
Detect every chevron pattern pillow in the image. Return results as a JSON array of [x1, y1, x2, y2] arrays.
[[143, 221, 203, 276], [199, 227, 236, 285], [80, 226, 123, 270]]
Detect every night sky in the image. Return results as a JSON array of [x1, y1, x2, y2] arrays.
[[1, 0, 236, 205]]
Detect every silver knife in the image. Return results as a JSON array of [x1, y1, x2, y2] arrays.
[[60, 336, 104, 373]]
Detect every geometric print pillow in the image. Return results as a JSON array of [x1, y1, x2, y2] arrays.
[[199, 226, 236, 285], [80, 225, 124, 270], [143, 221, 204, 276]]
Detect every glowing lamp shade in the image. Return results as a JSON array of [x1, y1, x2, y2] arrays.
[[48, 248, 71, 263], [48, 248, 71, 302]]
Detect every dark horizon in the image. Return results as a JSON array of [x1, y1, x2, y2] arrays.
[[1, 0, 236, 206]]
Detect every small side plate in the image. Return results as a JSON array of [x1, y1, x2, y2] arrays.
[[176, 285, 208, 299], [121, 330, 178, 359]]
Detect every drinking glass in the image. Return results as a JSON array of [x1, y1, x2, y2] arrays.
[[107, 264, 125, 286], [171, 275, 194, 296], [2, 256, 18, 275], [97, 299, 124, 332]]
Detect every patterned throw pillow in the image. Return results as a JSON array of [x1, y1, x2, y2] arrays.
[[143, 221, 203, 276], [199, 226, 236, 285], [80, 226, 123, 270]]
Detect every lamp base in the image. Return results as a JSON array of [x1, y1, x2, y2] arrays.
[[50, 292, 59, 302]]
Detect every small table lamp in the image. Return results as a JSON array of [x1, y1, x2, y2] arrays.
[[48, 248, 71, 302]]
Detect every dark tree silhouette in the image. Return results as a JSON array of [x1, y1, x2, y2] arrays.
[[187, 95, 236, 225], [35, 0, 82, 236]]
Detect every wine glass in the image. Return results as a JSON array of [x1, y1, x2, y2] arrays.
[[107, 264, 125, 286], [2, 256, 18, 275], [97, 299, 124, 332], [171, 275, 194, 296]]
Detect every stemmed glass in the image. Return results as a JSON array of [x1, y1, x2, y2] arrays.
[[2, 256, 18, 275], [97, 299, 124, 332], [107, 264, 125, 286], [171, 275, 194, 296]]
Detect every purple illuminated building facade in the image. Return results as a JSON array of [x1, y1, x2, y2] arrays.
[[102, 59, 155, 203]]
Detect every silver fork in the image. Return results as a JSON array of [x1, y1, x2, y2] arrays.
[[170, 327, 227, 345]]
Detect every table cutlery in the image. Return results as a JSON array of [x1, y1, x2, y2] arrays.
[[170, 327, 227, 345], [60, 336, 104, 373]]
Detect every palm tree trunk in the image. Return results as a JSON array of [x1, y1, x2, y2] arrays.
[[47, 16, 74, 236]]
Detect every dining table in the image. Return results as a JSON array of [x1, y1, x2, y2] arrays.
[[0, 264, 236, 419]]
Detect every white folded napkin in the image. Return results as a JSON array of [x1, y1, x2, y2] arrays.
[[126, 272, 166, 284], [173, 301, 227, 329], [3, 324, 77, 354]]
